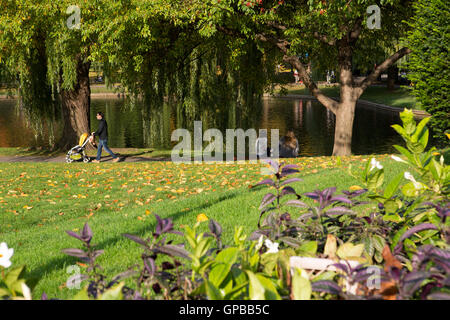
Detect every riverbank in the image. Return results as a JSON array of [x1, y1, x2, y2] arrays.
[[2, 83, 420, 108], [1, 85, 428, 119], [278, 83, 421, 108]]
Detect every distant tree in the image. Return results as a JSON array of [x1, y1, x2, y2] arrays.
[[406, 0, 449, 146], [185, 0, 414, 155]]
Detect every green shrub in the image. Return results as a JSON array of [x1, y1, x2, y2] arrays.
[[406, 0, 450, 146]]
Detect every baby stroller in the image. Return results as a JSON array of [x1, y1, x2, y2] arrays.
[[66, 133, 95, 163]]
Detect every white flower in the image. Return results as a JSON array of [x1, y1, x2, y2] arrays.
[[255, 235, 264, 252], [369, 158, 383, 171], [21, 283, 32, 300], [391, 155, 407, 164], [404, 171, 422, 190], [264, 239, 279, 254], [0, 242, 14, 268]]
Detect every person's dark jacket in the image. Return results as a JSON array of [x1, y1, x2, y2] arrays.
[[94, 119, 108, 140], [279, 137, 299, 158]]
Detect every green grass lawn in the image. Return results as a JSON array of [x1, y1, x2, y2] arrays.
[[0, 155, 409, 299], [283, 85, 421, 110]]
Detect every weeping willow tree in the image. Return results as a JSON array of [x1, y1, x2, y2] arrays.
[[1, 0, 283, 151], [0, 1, 58, 148], [93, 0, 280, 149], [0, 0, 109, 149]]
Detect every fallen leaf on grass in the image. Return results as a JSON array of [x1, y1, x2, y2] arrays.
[[197, 213, 209, 222]]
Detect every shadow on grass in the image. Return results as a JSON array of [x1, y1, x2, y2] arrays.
[[25, 191, 241, 287]]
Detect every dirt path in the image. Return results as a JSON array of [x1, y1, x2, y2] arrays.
[[0, 154, 171, 163]]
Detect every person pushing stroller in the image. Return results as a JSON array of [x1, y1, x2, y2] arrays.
[[91, 112, 120, 163]]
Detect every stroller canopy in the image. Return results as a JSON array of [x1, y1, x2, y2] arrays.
[[79, 133, 89, 146]]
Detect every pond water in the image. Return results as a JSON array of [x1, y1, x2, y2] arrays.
[[0, 97, 403, 156]]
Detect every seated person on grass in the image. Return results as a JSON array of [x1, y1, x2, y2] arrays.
[[279, 130, 299, 158]]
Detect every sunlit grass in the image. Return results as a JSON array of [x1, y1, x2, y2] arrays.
[[0, 155, 408, 299], [281, 85, 421, 110]]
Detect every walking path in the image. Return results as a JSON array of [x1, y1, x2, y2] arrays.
[[0, 149, 172, 163], [0, 154, 171, 163]]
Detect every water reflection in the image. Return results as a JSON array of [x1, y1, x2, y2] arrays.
[[0, 97, 403, 155]]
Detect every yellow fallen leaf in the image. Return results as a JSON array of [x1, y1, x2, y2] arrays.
[[197, 213, 209, 222], [349, 185, 363, 191]]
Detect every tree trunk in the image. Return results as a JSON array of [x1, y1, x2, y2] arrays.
[[387, 65, 398, 91], [332, 99, 356, 156], [59, 56, 92, 149], [333, 40, 356, 156]]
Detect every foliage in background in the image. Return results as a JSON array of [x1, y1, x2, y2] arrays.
[[406, 0, 450, 146]]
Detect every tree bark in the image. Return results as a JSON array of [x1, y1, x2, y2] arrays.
[[332, 100, 356, 156], [59, 56, 92, 149], [332, 39, 356, 156]]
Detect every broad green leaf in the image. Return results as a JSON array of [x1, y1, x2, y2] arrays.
[[255, 274, 281, 300], [393, 145, 415, 164], [0, 287, 10, 298], [364, 237, 374, 257], [209, 263, 229, 288], [336, 243, 364, 260], [383, 172, 404, 199], [391, 124, 409, 140], [72, 287, 90, 300], [246, 271, 281, 300], [246, 271, 266, 300], [260, 252, 278, 275], [402, 182, 419, 197], [368, 170, 384, 190], [383, 213, 403, 223], [291, 269, 311, 300], [215, 247, 239, 266], [372, 235, 386, 253], [412, 117, 431, 144], [223, 281, 249, 300], [4, 265, 25, 289], [312, 271, 336, 282], [231, 267, 247, 287], [205, 280, 224, 300], [297, 241, 318, 257], [100, 282, 124, 300], [384, 199, 399, 214]]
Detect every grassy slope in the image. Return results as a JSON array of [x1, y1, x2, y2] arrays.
[[283, 85, 421, 110], [0, 155, 409, 299]]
